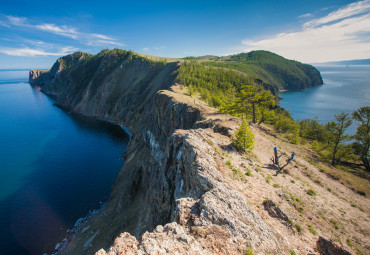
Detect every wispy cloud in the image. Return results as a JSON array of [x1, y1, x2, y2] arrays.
[[2, 15, 124, 47], [0, 46, 78, 56], [141, 46, 166, 52], [91, 34, 114, 40], [23, 39, 54, 48], [35, 23, 78, 39], [240, 0, 370, 63], [304, 0, 370, 28], [298, 13, 313, 19]]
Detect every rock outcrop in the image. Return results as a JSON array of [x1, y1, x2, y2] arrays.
[[29, 69, 49, 85], [317, 237, 352, 255]]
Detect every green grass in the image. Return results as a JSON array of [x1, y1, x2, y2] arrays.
[[306, 189, 316, 196], [226, 160, 232, 168], [329, 219, 339, 230], [288, 250, 296, 255], [346, 238, 352, 247], [308, 224, 317, 235], [295, 224, 302, 232], [244, 247, 254, 255]]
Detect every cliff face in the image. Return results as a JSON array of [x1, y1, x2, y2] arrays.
[[29, 50, 288, 254], [29, 69, 49, 85]]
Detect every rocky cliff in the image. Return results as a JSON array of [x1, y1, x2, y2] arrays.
[[29, 69, 49, 85], [30, 49, 362, 255]]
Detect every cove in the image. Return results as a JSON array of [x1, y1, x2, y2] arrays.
[[0, 70, 129, 254]]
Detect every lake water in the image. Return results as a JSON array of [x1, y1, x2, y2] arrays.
[[0, 70, 129, 254], [280, 65, 370, 127]]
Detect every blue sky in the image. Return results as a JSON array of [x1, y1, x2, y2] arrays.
[[0, 0, 369, 68]]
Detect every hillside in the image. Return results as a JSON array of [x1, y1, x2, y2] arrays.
[[28, 49, 368, 255], [185, 50, 323, 91]]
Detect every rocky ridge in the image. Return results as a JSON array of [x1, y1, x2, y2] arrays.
[[29, 50, 362, 255]]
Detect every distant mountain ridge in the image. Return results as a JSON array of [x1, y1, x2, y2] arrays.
[[185, 50, 323, 91]]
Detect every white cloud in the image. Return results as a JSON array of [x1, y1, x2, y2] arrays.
[[241, 0, 370, 63], [0, 46, 77, 56], [91, 34, 114, 40], [298, 13, 313, 19], [304, 0, 370, 28], [24, 39, 53, 47], [35, 23, 78, 39], [7, 16, 27, 26], [2, 15, 124, 48], [142, 46, 166, 52], [96, 40, 125, 46]]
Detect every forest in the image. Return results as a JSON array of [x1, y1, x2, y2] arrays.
[[184, 50, 323, 91]]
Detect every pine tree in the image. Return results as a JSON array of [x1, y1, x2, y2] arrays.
[[232, 120, 255, 151], [352, 106, 370, 171], [326, 113, 352, 165]]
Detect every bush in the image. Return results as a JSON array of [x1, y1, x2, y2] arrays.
[[232, 120, 255, 151], [295, 224, 302, 232]]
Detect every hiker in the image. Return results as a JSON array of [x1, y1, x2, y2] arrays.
[[286, 152, 295, 164]]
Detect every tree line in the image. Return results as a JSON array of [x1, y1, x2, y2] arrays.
[[298, 108, 369, 171]]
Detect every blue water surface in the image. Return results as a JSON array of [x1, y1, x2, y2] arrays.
[[280, 65, 370, 123], [0, 70, 129, 254]]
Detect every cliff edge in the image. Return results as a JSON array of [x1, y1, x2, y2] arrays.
[[29, 49, 367, 255]]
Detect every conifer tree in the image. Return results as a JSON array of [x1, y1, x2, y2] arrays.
[[232, 120, 255, 151], [326, 113, 352, 165], [352, 106, 370, 171]]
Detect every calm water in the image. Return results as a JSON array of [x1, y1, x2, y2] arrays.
[[0, 70, 129, 254], [280, 65, 370, 126]]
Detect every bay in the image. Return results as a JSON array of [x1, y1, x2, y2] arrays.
[[0, 70, 129, 254], [279, 65, 370, 129]]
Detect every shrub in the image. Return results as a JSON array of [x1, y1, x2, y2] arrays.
[[295, 224, 302, 232], [308, 224, 317, 235], [226, 160, 232, 168], [244, 247, 255, 255], [306, 189, 316, 196], [329, 219, 339, 229]]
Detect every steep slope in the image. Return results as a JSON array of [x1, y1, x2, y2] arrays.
[[29, 50, 287, 254], [28, 49, 365, 255]]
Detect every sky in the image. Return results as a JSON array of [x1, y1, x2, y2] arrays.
[[0, 0, 369, 68]]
